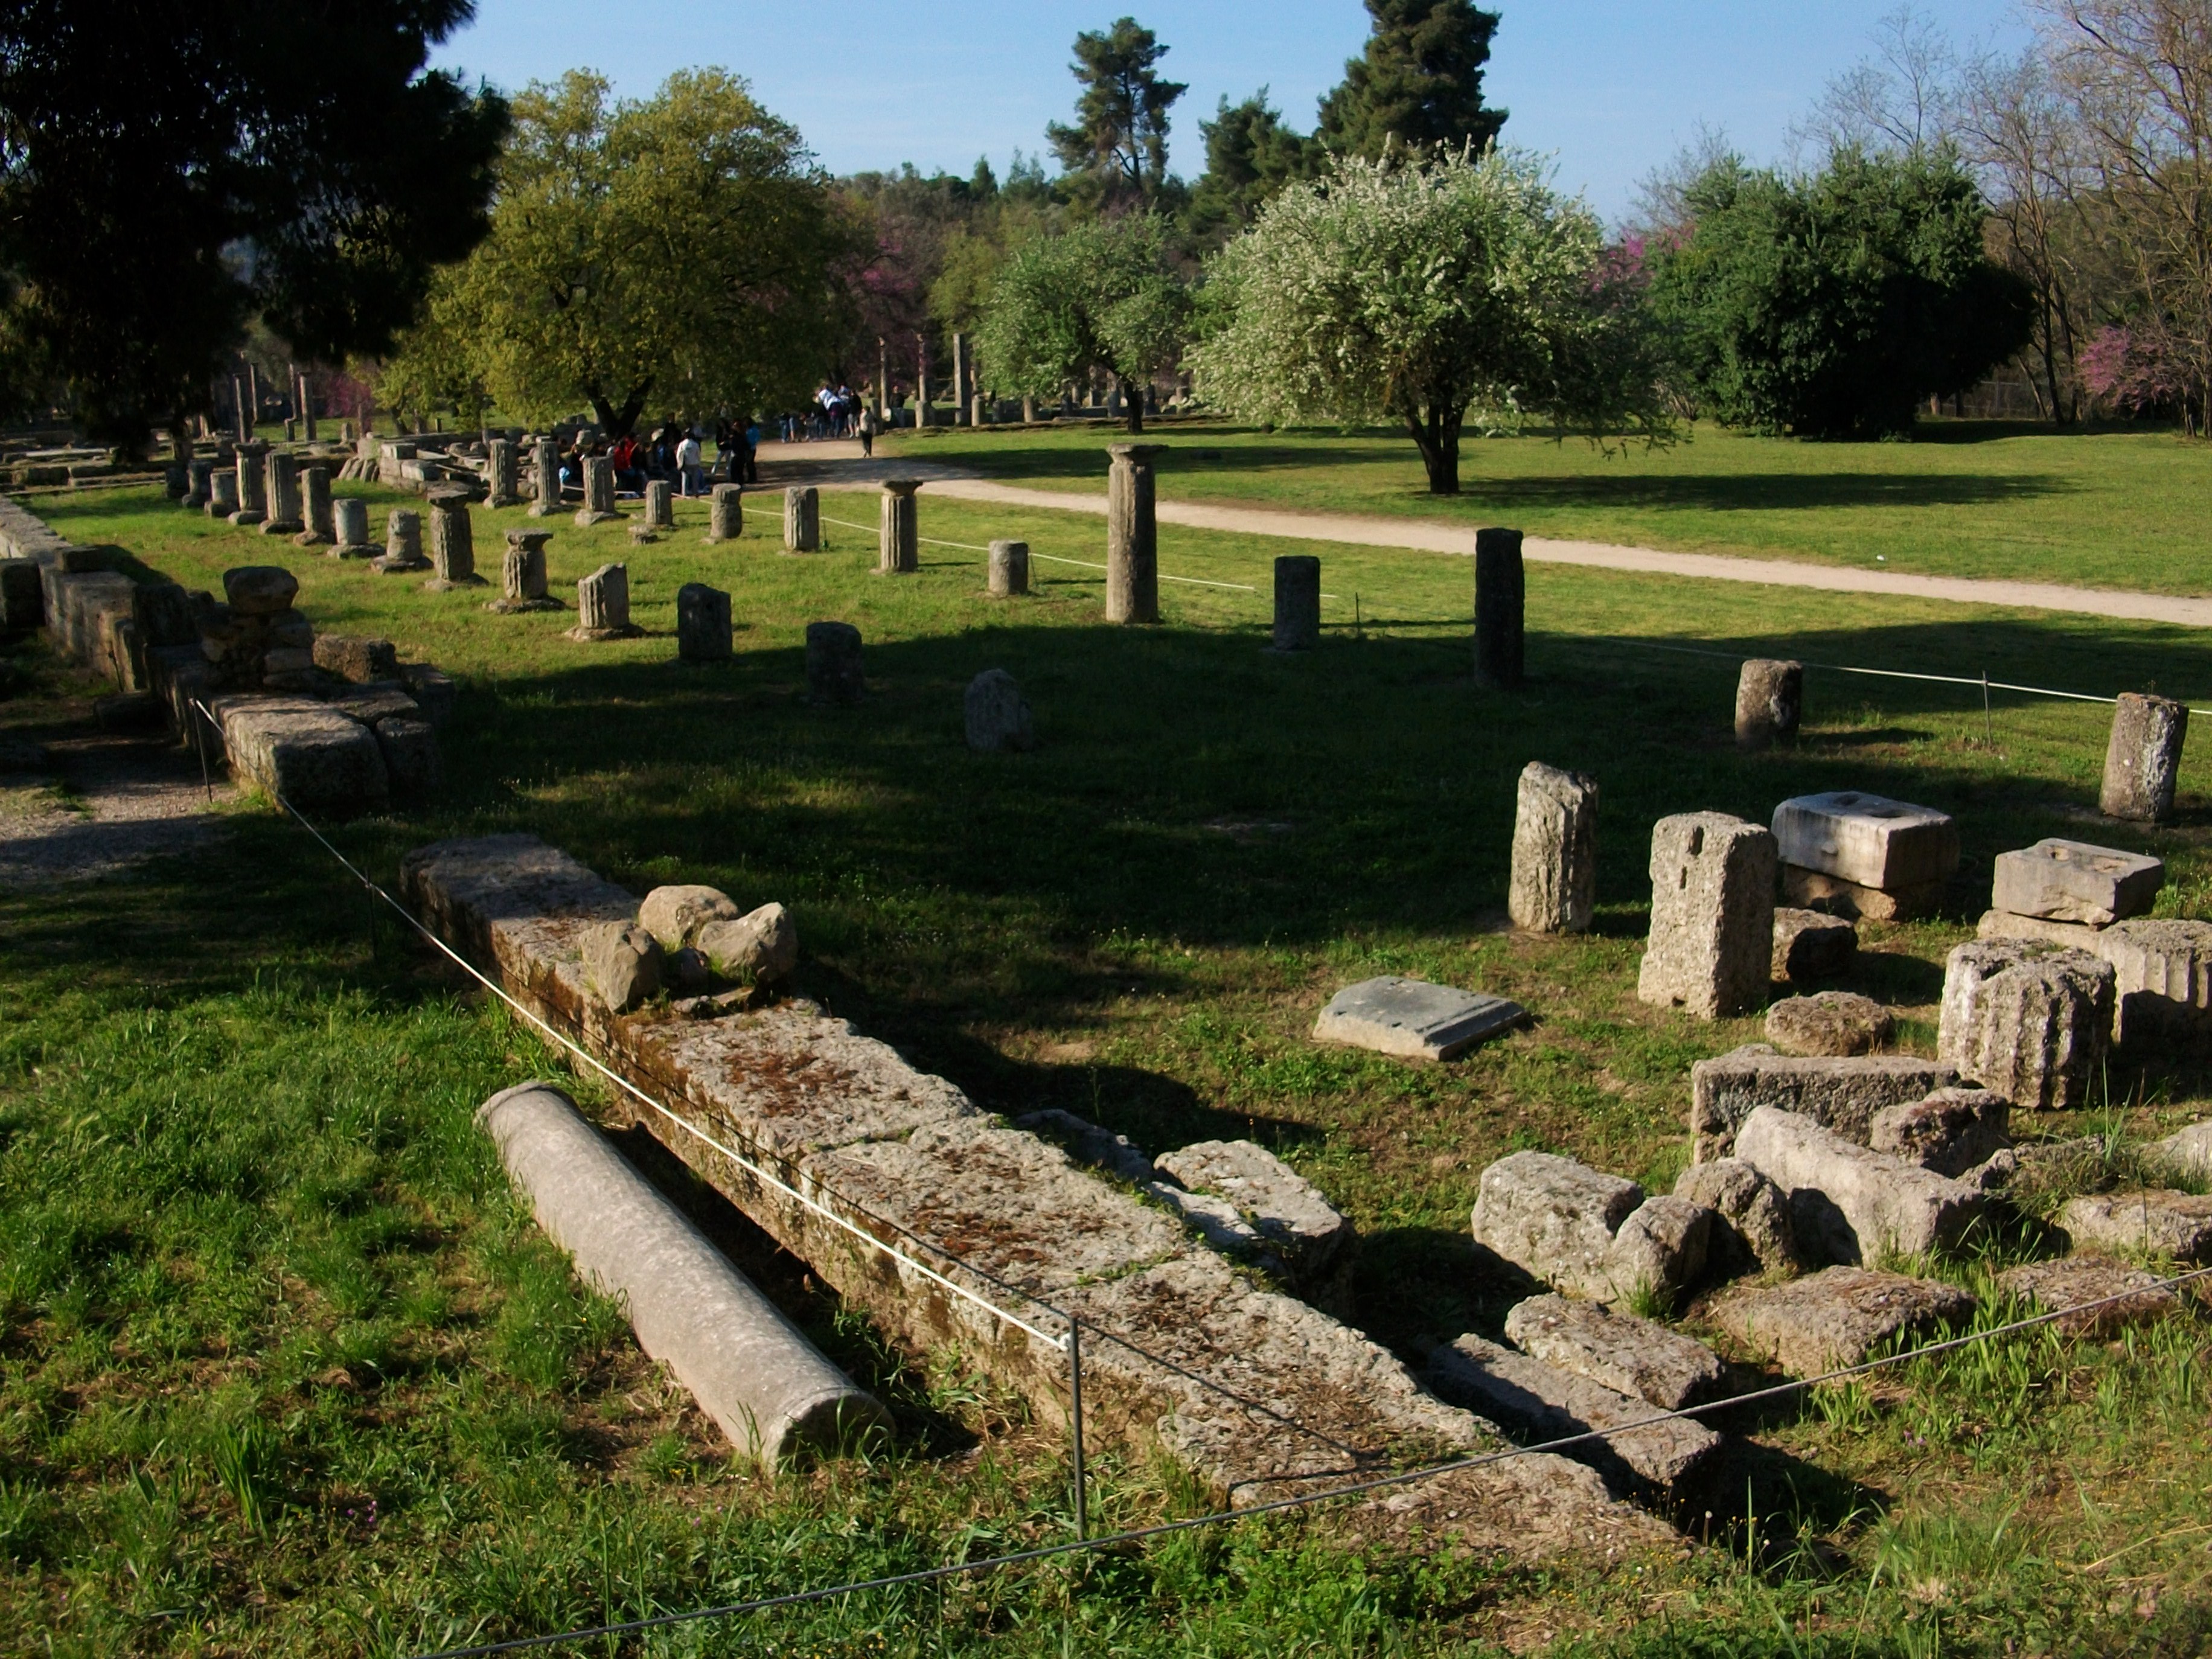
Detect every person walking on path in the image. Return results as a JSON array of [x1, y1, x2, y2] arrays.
[[676, 429, 704, 496], [857, 406, 877, 459]]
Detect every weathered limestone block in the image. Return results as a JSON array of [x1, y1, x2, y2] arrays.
[[1508, 762, 1598, 934], [2097, 919, 2212, 1047], [1690, 1044, 1959, 1161], [426, 490, 482, 588], [1764, 992, 1893, 1057], [708, 483, 743, 543], [230, 443, 268, 525], [1868, 1089, 2010, 1178], [1711, 1267, 1976, 1378], [491, 530, 561, 613], [1997, 1255, 2179, 1337], [639, 884, 744, 951], [296, 464, 333, 546], [571, 563, 640, 641], [206, 470, 240, 518], [261, 450, 303, 534], [695, 902, 798, 983], [1313, 976, 1526, 1060], [1772, 790, 1958, 919], [1504, 1294, 1728, 1408], [1271, 555, 1320, 651], [1734, 657, 1802, 750], [214, 695, 388, 814], [331, 497, 373, 558], [584, 920, 663, 1012], [374, 715, 440, 796], [878, 479, 921, 575], [1637, 812, 1777, 1019], [1154, 1139, 1355, 1291], [2158, 1119, 2212, 1180], [311, 635, 398, 683], [1992, 838, 2163, 926], [1939, 939, 2114, 1110], [988, 540, 1029, 597], [376, 508, 427, 572], [223, 565, 297, 616], [485, 437, 520, 508], [677, 583, 732, 663], [1427, 1334, 1722, 1490], [529, 436, 559, 517], [1735, 1106, 1989, 1265], [1473, 526, 1524, 690], [644, 479, 674, 529], [575, 455, 623, 526], [783, 485, 819, 551], [1105, 446, 1163, 621], [2100, 692, 2187, 822], [805, 621, 863, 705], [1773, 907, 1858, 983], [1606, 1195, 1713, 1306], [1471, 1151, 1644, 1302], [1674, 1157, 1800, 1277], [2058, 1191, 2212, 1263], [964, 668, 1035, 752]]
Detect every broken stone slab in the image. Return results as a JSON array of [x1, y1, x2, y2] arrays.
[[374, 715, 440, 796], [223, 565, 298, 617], [1154, 1139, 1355, 1288], [1312, 976, 1526, 1061], [2058, 1191, 2212, 1264], [639, 884, 744, 951], [1689, 1044, 1957, 1162], [1996, 1255, 2181, 1337], [1637, 811, 1776, 1019], [584, 919, 663, 1013], [1013, 1109, 1160, 1185], [1427, 1334, 1723, 1491], [1606, 1195, 1713, 1308], [1868, 1089, 2011, 1178], [695, 901, 798, 983], [1993, 839, 2166, 928], [1673, 1157, 1800, 1277], [1771, 790, 1960, 895], [213, 694, 388, 815], [1772, 907, 1857, 983], [1939, 939, 2114, 1111], [1507, 761, 1599, 934], [2100, 692, 2187, 823], [1710, 1267, 1976, 1378], [1735, 1106, 1989, 1265], [1471, 1151, 1644, 1303], [312, 635, 399, 684], [965, 668, 1035, 752], [1764, 992, 1893, 1057], [2157, 1120, 2212, 1181], [1503, 1294, 1729, 1409]]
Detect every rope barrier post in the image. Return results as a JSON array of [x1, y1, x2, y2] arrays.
[[1068, 1319, 1088, 1542]]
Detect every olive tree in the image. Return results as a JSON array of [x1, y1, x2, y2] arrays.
[[1190, 148, 1668, 493]]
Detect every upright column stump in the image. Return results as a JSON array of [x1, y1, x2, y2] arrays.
[[1106, 443, 1166, 623]]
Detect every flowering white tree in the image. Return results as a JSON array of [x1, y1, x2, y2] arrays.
[[1190, 147, 1670, 493]]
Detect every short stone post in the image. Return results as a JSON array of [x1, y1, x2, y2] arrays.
[[376, 507, 428, 573], [295, 464, 334, 546], [486, 438, 521, 508], [570, 563, 640, 639], [164, 464, 187, 499], [1474, 526, 1524, 689], [260, 450, 304, 535], [1939, 939, 2114, 1110], [965, 669, 1036, 752], [426, 490, 483, 588], [529, 437, 560, 517], [231, 442, 269, 526], [708, 484, 744, 543], [206, 470, 240, 518], [1271, 555, 1321, 651], [186, 459, 213, 508], [331, 498, 373, 558], [784, 486, 819, 552], [878, 479, 921, 574], [988, 540, 1029, 597], [1735, 659, 1804, 751], [1636, 811, 1777, 1019], [493, 529, 559, 612], [1508, 762, 1599, 934], [645, 479, 674, 528], [805, 621, 865, 704], [1106, 443, 1165, 623], [575, 456, 622, 526], [2100, 692, 2187, 822], [677, 582, 733, 662], [971, 391, 988, 428]]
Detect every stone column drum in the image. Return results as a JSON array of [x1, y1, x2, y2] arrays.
[[784, 487, 820, 552], [486, 438, 521, 508], [1272, 555, 1321, 652], [231, 442, 269, 526], [206, 470, 240, 518], [1106, 443, 1165, 623], [708, 484, 744, 543], [571, 563, 640, 639], [1474, 526, 1524, 689], [1637, 811, 1777, 1019], [2100, 692, 2187, 822], [261, 450, 303, 535], [296, 464, 334, 546], [376, 508, 427, 573], [331, 497, 372, 558], [1508, 762, 1599, 934], [426, 490, 482, 588], [576, 455, 622, 526], [677, 582, 733, 663], [1735, 659, 1804, 751], [878, 480, 921, 574], [988, 540, 1029, 598], [493, 529, 560, 613], [529, 437, 560, 517], [805, 621, 865, 705], [645, 479, 674, 529], [186, 459, 213, 509]]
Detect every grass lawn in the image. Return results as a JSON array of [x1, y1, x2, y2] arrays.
[[885, 417, 2212, 598], [4, 476, 2212, 1654]]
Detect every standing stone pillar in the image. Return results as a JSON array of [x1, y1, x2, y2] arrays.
[[784, 487, 819, 552], [230, 442, 269, 526], [207, 470, 240, 518], [298, 371, 316, 441], [915, 333, 932, 426], [185, 459, 213, 509], [231, 374, 250, 443], [570, 563, 641, 640], [876, 336, 891, 421], [528, 437, 560, 517], [576, 456, 622, 526], [296, 464, 334, 546], [708, 483, 744, 543], [1735, 659, 1804, 751], [676, 583, 733, 662], [331, 497, 373, 558], [1021, 395, 1038, 425], [1507, 762, 1599, 934], [492, 529, 560, 612], [261, 450, 304, 535], [1105, 443, 1166, 623], [1637, 812, 1777, 1019], [878, 480, 921, 574], [1271, 555, 1321, 651], [951, 333, 969, 425], [2101, 692, 2187, 822], [376, 508, 428, 573], [988, 540, 1029, 597], [805, 621, 865, 705], [426, 490, 483, 588], [644, 479, 674, 528], [486, 438, 521, 508], [1474, 526, 1524, 689]]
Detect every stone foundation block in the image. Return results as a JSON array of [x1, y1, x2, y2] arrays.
[[1711, 1267, 1976, 1378], [1637, 811, 1776, 1019], [1689, 1044, 1957, 1162], [1735, 1106, 1988, 1265], [1992, 838, 2163, 926], [1503, 1294, 1728, 1408]]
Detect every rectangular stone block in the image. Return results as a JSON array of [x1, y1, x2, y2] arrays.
[[1637, 812, 1776, 1020], [1471, 1151, 1642, 1303], [1735, 1106, 1988, 1265], [1690, 1044, 1955, 1161], [1312, 976, 1525, 1061], [1503, 1294, 1727, 1409], [1508, 762, 1598, 934], [214, 694, 389, 814], [1771, 791, 1958, 891], [1991, 839, 2163, 927], [1710, 1267, 1975, 1378]]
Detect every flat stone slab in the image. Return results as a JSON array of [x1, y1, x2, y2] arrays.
[[1710, 1267, 1977, 1378], [1992, 838, 2164, 927], [1312, 976, 1526, 1061], [1503, 1294, 1728, 1408], [1155, 1139, 1354, 1286], [1690, 1044, 1957, 1162], [1997, 1255, 2180, 1337], [2059, 1191, 2212, 1264], [1771, 791, 1960, 892]]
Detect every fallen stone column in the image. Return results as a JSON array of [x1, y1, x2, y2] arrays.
[[2100, 692, 2187, 822], [1507, 761, 1597, 934], [1939, 939, 2114, 1109]]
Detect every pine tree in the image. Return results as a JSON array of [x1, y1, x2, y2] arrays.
[[1317, 0, 1507, 160], [1045, 18, 1187, 208]]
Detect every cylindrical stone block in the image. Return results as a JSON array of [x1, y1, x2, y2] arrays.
[[577, 563, 630, 631], [1508, 761, 1599, 933], [2100, 692, 2187, 822], [231, 443, 268, 524], [988, 540, 1029, 597], [332, 497, 370, 554], [1637, 811, 1777, 1019], [1106, 443, 1164, 623], [645, 479, 674, 528], [261, 450, 302, 533], [677, 582, 733, 663], [529, 436, 559, 516], [427, 491, 477, 584], [577, 455, 619, 525], [1734, 659, 1803, 751], [878, 482, 919, 574], [382, 508, 424, 566], [1272, 555, 1321, 651], [503, 536, 549, 603], [300, 465, 333, 543], [805, 621, 865, 705], [784, 486, 819, 552], [708, 483, 744, 542], [1474, 526, 1524, 689], [1939, 939, 2114, 1110], [486, 438, 520, 508]]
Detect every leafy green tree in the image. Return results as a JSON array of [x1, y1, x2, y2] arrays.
[[1046, 18, 1187, 210], [1186, 91, 1320, 243], [975, 216, 1190, 432], [1192, 149, 1671, 494], [0, 1, 506, 450], [1647, 146, 2034, 438], [1317, 0, 1508, 161]]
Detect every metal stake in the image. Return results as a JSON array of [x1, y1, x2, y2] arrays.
[[1067, 1319, 1088, 1541]]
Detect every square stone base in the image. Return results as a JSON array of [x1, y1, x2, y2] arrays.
[[1781, 863, 1944, 922]]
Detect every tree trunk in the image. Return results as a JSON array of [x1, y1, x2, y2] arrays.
[[1119, 375, 1145, 434], [1403, 403, 1462, 494], [587, 385, 651, 437]]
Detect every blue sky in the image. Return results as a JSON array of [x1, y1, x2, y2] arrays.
[[430, 2, 2032, 223]]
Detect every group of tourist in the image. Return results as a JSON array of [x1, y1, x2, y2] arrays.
[[779, 384, 867, 444], [554, 417, 763, 497]]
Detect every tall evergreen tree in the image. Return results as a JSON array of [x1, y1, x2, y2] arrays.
[[1045, 17, 1186, 209], [1186, 91, 1319, 241], [1317, 0, 1507, 160]]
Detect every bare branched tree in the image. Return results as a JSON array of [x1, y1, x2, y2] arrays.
[[1791, 5, 1961, 162]]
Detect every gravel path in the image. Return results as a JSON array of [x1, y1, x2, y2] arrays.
[[0, 730, 232, 885]]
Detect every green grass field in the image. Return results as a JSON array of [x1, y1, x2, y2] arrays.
[[4, 473, 2212, 1654], [887, 417, 2212, 598]]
